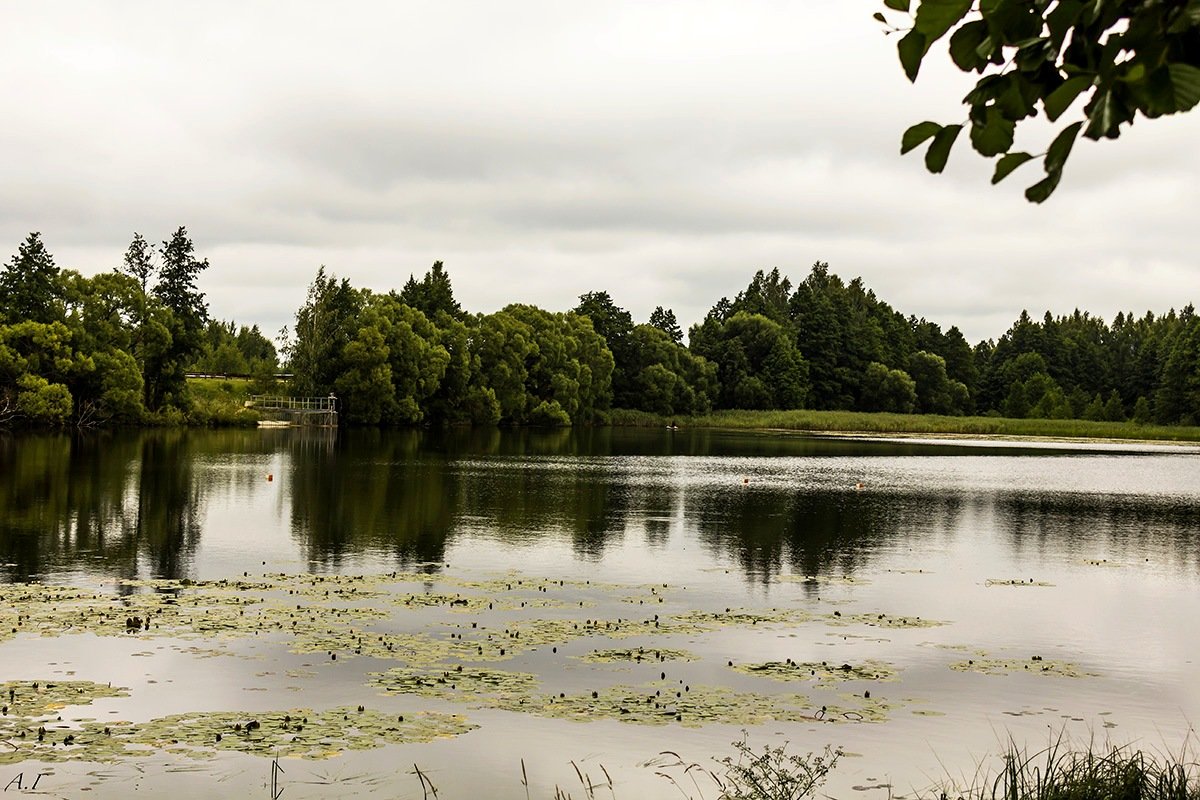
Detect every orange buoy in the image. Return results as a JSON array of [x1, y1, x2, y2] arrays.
[[267, 474, 273, 482]]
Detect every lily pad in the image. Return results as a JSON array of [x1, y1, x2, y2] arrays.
[[731, 659, 897, 686], [578, 648, 696, 664], [949, 657, 1097, 678]]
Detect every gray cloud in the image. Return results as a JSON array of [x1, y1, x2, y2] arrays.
[[1, 1, 1197, 345]]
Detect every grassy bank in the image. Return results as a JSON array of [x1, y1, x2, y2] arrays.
[[182, 377, 262, 427], [607, 408, 1200, 443]]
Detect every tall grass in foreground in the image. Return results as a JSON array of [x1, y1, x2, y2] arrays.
[[948, 738, 1200, 800], [608, 408, 1200, 443], [408, 736, 1200, 800]]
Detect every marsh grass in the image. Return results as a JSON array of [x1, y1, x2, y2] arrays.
[[494, 735, 1198, 800], [935, 736, 1200, 800], [608, 408, 1200, 443], [185, 377, 260, 427]]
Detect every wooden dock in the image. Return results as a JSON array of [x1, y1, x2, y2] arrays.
[[245, 395, 338, 427]]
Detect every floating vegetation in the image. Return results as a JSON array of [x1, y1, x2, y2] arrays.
[[0, 680, 128, 717], [985, 579, 1055, 587], [370, 666, 537, 703], [0, 707, 476, 764], [518, 682, 820, 728], [731, 659, 897, 686], [832, 612, 947, 629], [131, 707, 476, 759], [578, 647, 696, 664], [671, 608, 817, 628], [503, 615, 701, 646], [949, 656, 1097, 678]]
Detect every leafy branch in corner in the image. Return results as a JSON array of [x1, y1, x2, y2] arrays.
[[879, 0, 1200, 202]]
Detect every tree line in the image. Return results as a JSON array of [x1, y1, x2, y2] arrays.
[[286, 259, 1200, 427], [3, 230, 1200, 427], [0, 230, 275, 426]]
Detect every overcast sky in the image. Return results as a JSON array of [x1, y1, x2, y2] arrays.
[[2, 1, 1197, 344]]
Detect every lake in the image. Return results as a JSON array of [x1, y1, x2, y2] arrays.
[[1, 427, 1198, 798]]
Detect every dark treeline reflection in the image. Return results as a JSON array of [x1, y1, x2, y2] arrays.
[[287, 429, 458, 569], [693, 486, 967, 586], [1000, 492, 1200, 574], [0, 431, 208, 581], [0, 429, 285, 582], [287, 428, 629, 568], [4, 428, 1200, 584]]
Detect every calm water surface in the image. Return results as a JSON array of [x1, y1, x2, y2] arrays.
[[1, 428, 1198, 798]]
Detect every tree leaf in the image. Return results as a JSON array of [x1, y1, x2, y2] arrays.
[[970, 108, 1016, 156], [992, 152, 1035, 184], [1044, 76, 1093, 121], [884, 0, 911, 10], [1083, 90, 1117, 139], [1169, 64, 1200, 112], [914, 0, 973, 43], [901, 121, 943, 154], [1024, 171, 1062, 203], [949, 20, 989, 70], [1167, 0, 1200, 32], [924, 124, 962, 173], [1045, 120, 1084, 174], [897, 29, 929, 81]]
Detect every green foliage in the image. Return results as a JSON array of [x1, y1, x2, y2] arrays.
[[1133, 395, 1153, 424], [528, 399, 571, 427], [288, 266, 363, 397], [649, 305, 684, 344], [144, 227, 210, 410], [472, 310, 537, 421], [691, 311, 808, 410], [398, 260, 464, 320], [193, 320, 277, 376], [628, 325, 718, 416], [14, 374, 72, 424], [0, 233, 62, 325], [718, 735, 841, 800], [908, 350, 968, 415], [1155, 315, 1200, 424], [861, 361, 918, 413], [887, 0, 1200, 201], [574, 290, 637, 407], [503, 304, 615, 424]]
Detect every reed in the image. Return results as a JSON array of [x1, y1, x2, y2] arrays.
[[939, 736, 1200, 800]]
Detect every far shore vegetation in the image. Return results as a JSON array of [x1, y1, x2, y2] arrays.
[[607, 408, 1200, 444], [5, 230, 1200, 438]]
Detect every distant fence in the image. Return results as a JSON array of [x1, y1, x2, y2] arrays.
[[186, 372, 294, 380]]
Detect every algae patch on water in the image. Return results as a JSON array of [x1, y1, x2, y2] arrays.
[[949, 656, 1097, 678], [0, 680, 128, 717], [578, 647, 696, 664], [0, 706, 476, 764], [510, 682, 821, 728], [370, 666, 537, 703], [831, 612, 947, 629], [731, 659, 897, 686], [131, 707, 476, 759]]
